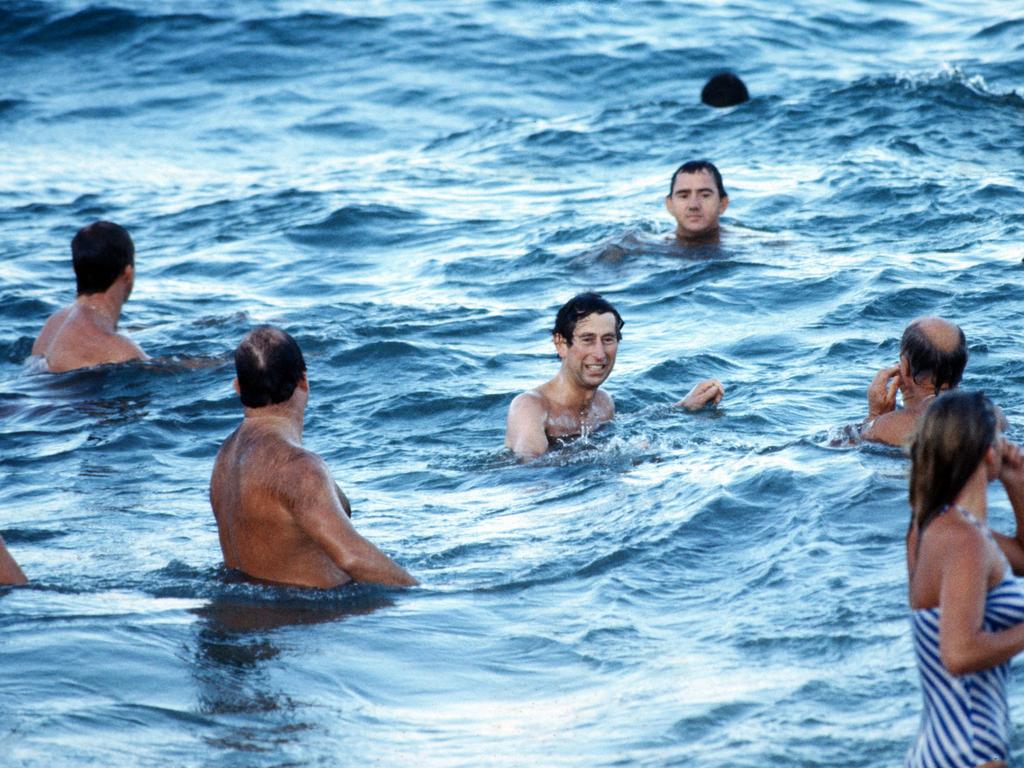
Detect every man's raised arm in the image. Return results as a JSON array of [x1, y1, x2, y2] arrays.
[[291, 455, 416, 586], [676, 378, 725, 411], [504, 392, 549, 461]]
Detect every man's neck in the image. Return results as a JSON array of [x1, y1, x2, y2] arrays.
[[547, 373, 599, 415], [901, 382, 939, 413], [242, 402, 305, 442], [75, 290, 124, 332], [675, 227, 720, 246]]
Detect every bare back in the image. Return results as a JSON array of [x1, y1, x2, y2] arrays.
[[32, 304, 145, 373], [210, 421, 352, 588]]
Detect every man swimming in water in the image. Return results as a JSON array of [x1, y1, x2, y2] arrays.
[[861, 317, 968, 448], [210, 326, 417, 588], [504, 293, 725, 461], [32, 221, 149, 372], [0, 535, 27, 585], [665, 160, 729, 244]]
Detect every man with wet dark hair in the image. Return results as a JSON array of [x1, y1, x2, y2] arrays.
[[31, 220, 148, 372], [210, 326, 417, 588], [552, 291, 624, 346], [701, 72, 750, 108], [504, 292, 725, 460], [861, 317, 969, 447], [234, 325, 308, 407], [665, 160, 729, 243]]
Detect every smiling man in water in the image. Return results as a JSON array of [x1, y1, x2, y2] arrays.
[[504, 292, 725, 460], [32, 221, 149, 372], [665, 160, 730, 244], [210, 325, 417, 588]]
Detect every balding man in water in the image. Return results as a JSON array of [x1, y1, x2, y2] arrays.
[[505, 292, 725, 461], [665, 160, 729, 244], [32, 221, 148, 372], [210, 326, 416, 588], [861, 317, 968, 448]]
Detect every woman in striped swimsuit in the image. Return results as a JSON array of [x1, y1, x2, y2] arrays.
[[907, 391, 1024, 768]]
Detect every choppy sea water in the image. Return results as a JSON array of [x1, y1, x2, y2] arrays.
[[2, 1, 1024, 765]]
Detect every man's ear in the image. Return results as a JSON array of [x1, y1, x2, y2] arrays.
[[232, 377, 240, 395], [553, 333, 569, 359], [664, 195, 673, 214], [899, 355, 911, 381], [718, 195, 729, 214], [297, 372, 309, 392]]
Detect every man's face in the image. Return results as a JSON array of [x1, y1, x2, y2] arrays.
[[665, 170, 729, 240], [554, 312, 619, 390]]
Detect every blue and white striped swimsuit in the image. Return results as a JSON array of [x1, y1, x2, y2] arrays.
[[907, 538, 1024, 766]]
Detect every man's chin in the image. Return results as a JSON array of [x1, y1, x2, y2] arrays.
[[676, 225, 719, 242]]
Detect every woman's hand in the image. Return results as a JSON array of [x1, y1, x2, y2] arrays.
[[993, 439, 1024, 574], [1000, 439, 1024, 491]]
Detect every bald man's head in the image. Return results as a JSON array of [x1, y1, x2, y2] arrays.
[[900, 317, 967, 394], [235, 325, 307, 408]]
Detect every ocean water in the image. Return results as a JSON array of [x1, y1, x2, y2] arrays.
[[2, 1, 1024, 765]]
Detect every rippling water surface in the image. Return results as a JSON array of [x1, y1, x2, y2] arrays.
[[2, 1, 1024, 765]]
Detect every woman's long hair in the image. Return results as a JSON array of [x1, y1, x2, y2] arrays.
[[909, 390, 997, 535]]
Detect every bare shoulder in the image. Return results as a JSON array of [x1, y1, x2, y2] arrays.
[[505, 389, 552, 457], [271, 442, 334, 498], [594, 389, 615, 414], [508, 389, 548, 418], [31, 306, 73, 354], [105, 332, 148, 363], [862, 410, 916, 447], [924, 513, 990, 565]]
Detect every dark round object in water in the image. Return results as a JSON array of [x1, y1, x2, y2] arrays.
[[701, 72, 749, 107]]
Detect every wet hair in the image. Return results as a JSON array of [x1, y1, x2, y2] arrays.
[[72, 221, 135, 295], [909, 390, 998, 536], [900, 319, 967, 396], [552, 292, 624, 346], [235, 326, 307, 408], [701, 72, 749, 108], [668, 160, 727, 199]]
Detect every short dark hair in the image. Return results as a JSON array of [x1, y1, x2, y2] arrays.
[[900, 320, 968, 395], [668, 160, 727, 199], [72, 221, 135, 295], [552, 293, 624, 346], [235, 326, 307, 408], [701, 72, 749, 108]]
